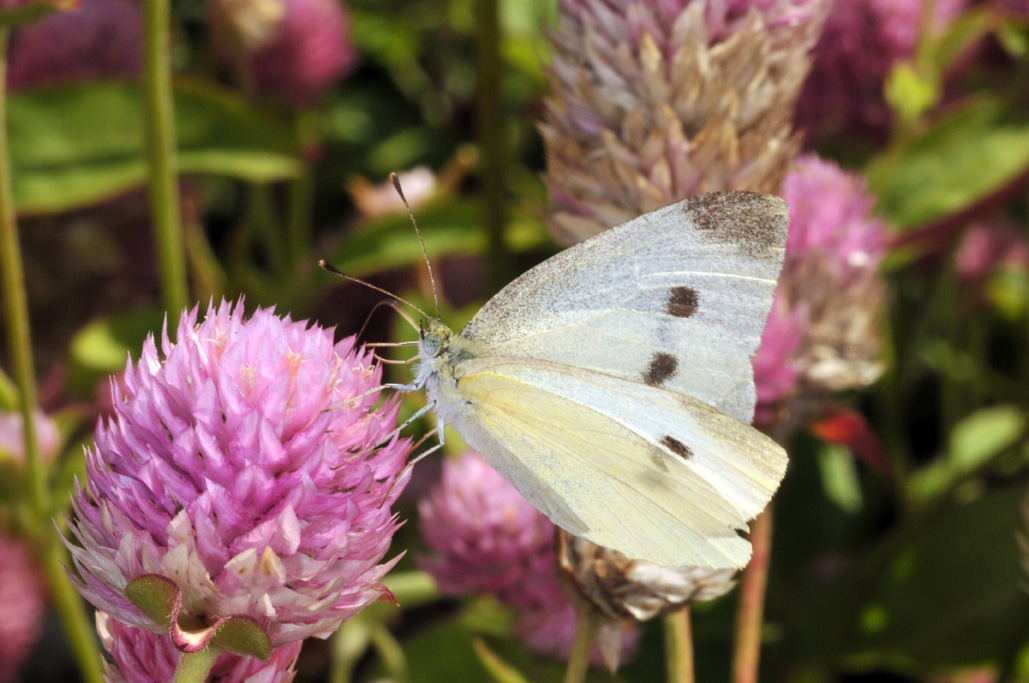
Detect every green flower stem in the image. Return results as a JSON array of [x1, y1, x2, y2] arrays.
[[664, 608, 695, 683], [144, 0, 188, 316], [0, 27, 44, 524], [0, 27, 104, 683], [173, 647, 221, 683], [474, 0, 509, 294], [563, 599, 600, 683], [287, 109, 317, 270], [731, 506, 773, 683]]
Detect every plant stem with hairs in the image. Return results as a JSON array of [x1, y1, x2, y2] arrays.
[[732, 507, 774, 683], [665, 608, 695, 683], [0, 27, 104, 683], [144, 0, 188, 315]]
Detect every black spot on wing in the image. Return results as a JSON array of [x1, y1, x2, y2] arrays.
[[643, 352, 678, 386], [667, 287, 699, 318], [661, 435, 693, 460]]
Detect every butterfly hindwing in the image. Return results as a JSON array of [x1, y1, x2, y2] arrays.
[[448, 356, 787, 568]]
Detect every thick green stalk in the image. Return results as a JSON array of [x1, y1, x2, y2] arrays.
[[144, 0, 188, 315], [474, 0, 508, 294], [0, 27, 104, 683], [664, 608, 695, 683]]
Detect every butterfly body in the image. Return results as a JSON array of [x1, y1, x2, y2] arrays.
[[413, 191, 790, 569]]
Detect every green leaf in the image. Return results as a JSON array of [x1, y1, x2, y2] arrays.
[[867, 98, 1029, 228], [66, 307, 165, 397], [9, 80, 301, 214], [0, 0, 73, 27], [884, 62, 939, 125], [472, 638, 535, 683], [324, 199, 548, 278], [907, 406, 1026, 504], [847, 482, 1029, 671]]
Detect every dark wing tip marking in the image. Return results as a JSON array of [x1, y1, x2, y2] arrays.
[[682, 191, 789, 255], [643, 352, 678, 386], [667, 286, 699, 318], [661, 435, 693, 460]]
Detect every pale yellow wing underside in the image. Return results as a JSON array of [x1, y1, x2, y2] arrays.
[[450, 357, 787, 569]]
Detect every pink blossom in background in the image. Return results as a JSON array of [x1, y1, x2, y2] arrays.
[[0, 534, 46, 683], [797, 0, 968, 141], [780, 153, 887, 277], [955, 223, 1029, 283], [6, 0, 142, 92], [754, 153, 887, 424], [66, 300, 411, 664], [418, 451, 639, 665], [753, 296, 804, 423], [418, 451, 557, 611], [97, 612, 302, 683], [210, 0, 358, 105]]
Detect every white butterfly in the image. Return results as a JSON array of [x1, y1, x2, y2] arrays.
[[399, 191, 789, 569]]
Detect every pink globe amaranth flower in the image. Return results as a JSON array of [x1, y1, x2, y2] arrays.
[[97, 611, 302, 683], [796, 0, 968, 141], [210, 0, 357, 106], [67, 299, 411, 648], [417, 451, 557, 611], [753, 154, 886, 429], [0, 534, 47, 683], [6, 0, 142, 92]]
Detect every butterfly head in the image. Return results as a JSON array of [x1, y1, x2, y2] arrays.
[[419, 318, 453, 358]]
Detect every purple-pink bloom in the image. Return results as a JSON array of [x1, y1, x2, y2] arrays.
[[0, 534, 46, 683], [796, 0, 968, 140], [97, 612, 302, 683], [419, 451, 639, 665], [210, 0, 357, 106], [418, 451, 556, 611], [6, 0, 142, 92], [67, 299, 411, 650], [753, 154, 886, 426]]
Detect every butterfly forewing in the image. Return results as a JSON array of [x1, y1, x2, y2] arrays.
[[458, 192, 788, 423]]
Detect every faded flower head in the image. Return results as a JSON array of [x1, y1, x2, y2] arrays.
[[542, 0, 826, 245], [97, 611, 302, 683], [754, 154, 887, 430], [6, 0, 142, 92], [557, 531, 737, 624], [210, 0, 358, 105], [67, 299, 411, 651], [796, 0, 968, 141], [418, 451, 639, 667], [0, 534, 47, 683]]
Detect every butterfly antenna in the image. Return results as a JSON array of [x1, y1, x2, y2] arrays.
[[390, 172, 441, 319], [318, 260, 428, 319]]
